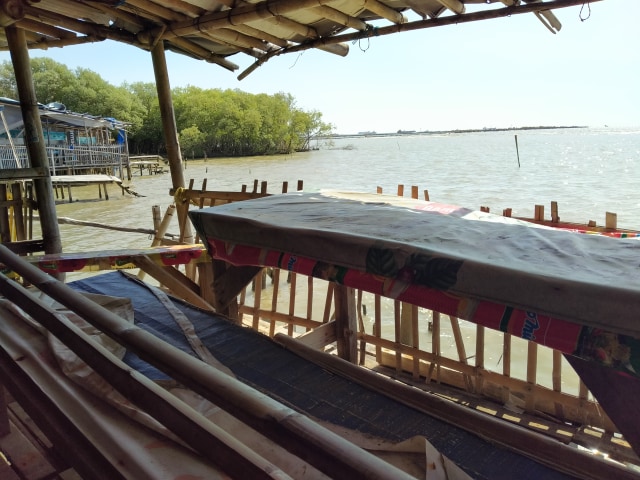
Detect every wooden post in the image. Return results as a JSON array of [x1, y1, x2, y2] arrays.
[[0, 185, 9, 243], [11, 183, 25, 241], [6, 26, 62, 255], [150, 41, 194, 247], [334, 285, 357, 362], [551, 201, 559, 223]]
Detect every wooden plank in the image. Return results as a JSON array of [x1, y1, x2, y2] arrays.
[[296, 320, 337, 349], [0, 168, 48, 180], [334, 285, 357, 362], [2, 239, 45, 255]]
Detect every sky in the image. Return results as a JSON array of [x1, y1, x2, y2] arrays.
[[0, 0, 638, 134]]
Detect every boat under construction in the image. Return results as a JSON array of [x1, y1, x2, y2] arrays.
[[0, 1, 639, 479]]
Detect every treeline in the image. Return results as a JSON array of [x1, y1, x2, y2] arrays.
[[0, 58, 332, 156]]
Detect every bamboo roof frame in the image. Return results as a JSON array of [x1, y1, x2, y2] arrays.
[[0, 0, 604, 80]]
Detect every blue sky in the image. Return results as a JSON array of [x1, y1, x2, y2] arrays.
[[1, 0, 638, 134]]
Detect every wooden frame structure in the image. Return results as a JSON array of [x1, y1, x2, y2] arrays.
[[182, 183, 640, 475], [0, 0, 633, 478]]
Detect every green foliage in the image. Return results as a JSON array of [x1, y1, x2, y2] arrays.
[[0, 59, 333, 156]]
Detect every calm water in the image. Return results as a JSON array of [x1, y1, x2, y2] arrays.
[[52, 126, 639, 392], [55, 126, 640, 252]]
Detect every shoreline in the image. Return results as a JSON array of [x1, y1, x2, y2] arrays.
[[329, 124, 588, 139]]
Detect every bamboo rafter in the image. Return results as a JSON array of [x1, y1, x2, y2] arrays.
[[237, 0, 603, 79], [153, 0, 358, 40], [434, 0, 465, 15]]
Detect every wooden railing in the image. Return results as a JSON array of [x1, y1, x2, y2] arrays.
[[0, 145, 128, 176]]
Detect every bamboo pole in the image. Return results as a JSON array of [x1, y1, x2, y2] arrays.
[[374, 294, 381, 363], [150, 42, 194, 248], [138, 204, 175, 281], [237, 307, 322, 331], [239, 0, 600, 79], [6, 26, 62, 255], [0, 244, 412, 480]]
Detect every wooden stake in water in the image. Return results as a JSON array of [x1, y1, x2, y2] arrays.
[[514, 134, 521, 168]]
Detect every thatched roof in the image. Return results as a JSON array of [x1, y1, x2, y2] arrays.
[[0, 0, 597, 80]]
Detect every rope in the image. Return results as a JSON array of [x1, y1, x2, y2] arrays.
[[579, 1, 591, 21]]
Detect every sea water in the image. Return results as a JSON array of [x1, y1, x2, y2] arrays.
[[52, 127, 640, 394]]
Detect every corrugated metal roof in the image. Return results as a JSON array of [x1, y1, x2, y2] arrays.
[[0, 0, 593, 80]]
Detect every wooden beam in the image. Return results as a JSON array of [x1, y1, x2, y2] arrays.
[[297, 319, 337, 349], [434, 0, 465, 15], [150, 41, 196, 247], [134, 255, 216, 312], [334, 285, 357, 362], [153, 0, 336, 40], [0, 167, 47, 180], [363, 0, 406, 23], [23, 5, 138, 44], [212, 262, 262, 312], [15, 18, 77, 40]]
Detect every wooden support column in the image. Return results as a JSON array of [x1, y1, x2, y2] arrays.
[[150, 41, 194, 249], [6, 26, 62, 255], [334, 285, 357, 362]]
